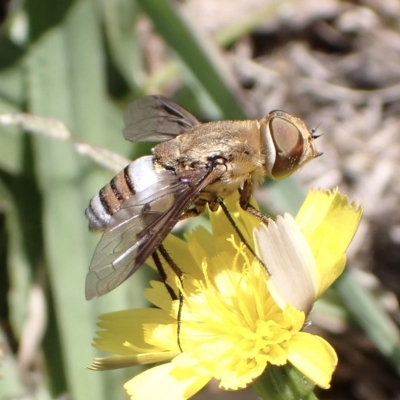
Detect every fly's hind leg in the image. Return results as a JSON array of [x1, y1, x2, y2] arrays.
[[165, 204, 206, 351], [152, 250, 178, 301], [153, 244, 184, 352], [152, 205, 209, 353], [156, 207, 205, 307]]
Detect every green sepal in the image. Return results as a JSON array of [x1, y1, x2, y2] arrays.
[[252, 364, 318, 400]]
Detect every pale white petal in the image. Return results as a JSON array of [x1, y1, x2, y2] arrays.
[[254, 214, 318, 312], [87, 352, 175, 370]]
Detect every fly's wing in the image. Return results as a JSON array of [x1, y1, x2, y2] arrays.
[[123, 95, 200, 142], [85, 167, 221, 299]]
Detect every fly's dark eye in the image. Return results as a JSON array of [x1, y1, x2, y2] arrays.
[[270, 117, 304, 179]]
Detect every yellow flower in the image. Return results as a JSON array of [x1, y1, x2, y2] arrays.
[[89, 189, 362, 400]]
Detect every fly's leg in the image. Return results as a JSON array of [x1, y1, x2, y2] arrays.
[[239, 180, 271, 224], [179, 203, 206, 220], [153, 244, 184, 352], [158, 244, 184, 284], [152, 250, 178, 301], [216, 197, 270, 274]]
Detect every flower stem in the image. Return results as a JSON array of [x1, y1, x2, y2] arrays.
[[252, 364, 318, 400]]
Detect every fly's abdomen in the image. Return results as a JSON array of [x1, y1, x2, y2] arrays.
[[86, 156, 163, 231]]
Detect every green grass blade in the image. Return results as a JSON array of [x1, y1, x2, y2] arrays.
[[0, 99, 24, 174], [335, 269, 400, 373], [24, 0, 140, 398], [102, 0, 143, 90], [137, 0, 247, 119]]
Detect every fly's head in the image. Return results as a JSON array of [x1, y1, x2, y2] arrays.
[[259, 110, 321, 180]]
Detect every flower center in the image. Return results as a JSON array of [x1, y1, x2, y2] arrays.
[[172, 238, 305, 389]]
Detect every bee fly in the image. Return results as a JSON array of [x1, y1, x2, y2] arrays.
[[85, 95, 321, 300]]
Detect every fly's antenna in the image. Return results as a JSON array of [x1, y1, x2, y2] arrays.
[[311, 122, 323, 139]]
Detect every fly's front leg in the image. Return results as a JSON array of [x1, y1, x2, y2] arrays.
[[216, 196, 269, 274], [239, 180, 270, 225], [237, 180, 272, 275]]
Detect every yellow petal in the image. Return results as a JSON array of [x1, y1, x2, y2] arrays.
[[254, 214, 318, 313], [295, 189, 339, 234], [287, 332, 337, 389], [145, 322, 181, 352], [94, 309, 173, 354], [185, 226, 215, 270], [124, 363, 211, 400], [296, 189, 362, 296], [144, 281, 173, 312]]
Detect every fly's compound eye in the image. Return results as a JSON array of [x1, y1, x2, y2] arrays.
[[269, 115, 304, 179]]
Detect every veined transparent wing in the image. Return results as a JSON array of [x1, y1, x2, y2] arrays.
[[123, 95, 200, 142], [85, 167, 220, 299]]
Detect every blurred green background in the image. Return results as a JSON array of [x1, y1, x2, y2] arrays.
[[1, 0, 400, 399]]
